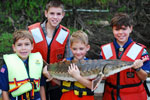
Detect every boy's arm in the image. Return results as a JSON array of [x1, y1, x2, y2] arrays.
[[135, 69, 147, 81], [68, 63, 92, 89], [2, 91, 9, 100], [74, 75, 92, 89], [43, 65, 61, 85], [132, 58, 148, 80], [51, 79, 61, 85], [43, 65, 53, 81], [40, 86, 46, 100], [0, 65, 9, 99]]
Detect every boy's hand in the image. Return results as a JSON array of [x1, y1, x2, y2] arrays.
[[43, 65, 53, 81], [132, 58, 148, 69], [62, 58, 66, 62], [68, 63, 80, 79]]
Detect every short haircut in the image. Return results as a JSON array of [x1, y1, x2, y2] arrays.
[[45, 0, 64, 12], [70, 30, 88, 46], [13, 30, 33, 44], [111, 13, 133, 28]]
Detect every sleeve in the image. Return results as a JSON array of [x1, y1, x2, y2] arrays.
[[0, 64, 9, 91], [99, 51, 103, 59], [40, 74, 46, 86], [141, 49, 150, 73], [64, 34, 73, 58]]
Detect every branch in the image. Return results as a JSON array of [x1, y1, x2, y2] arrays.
[[7, 16, 17, 30], [133, 30, 150, 43], [76, 16, 94, 36]]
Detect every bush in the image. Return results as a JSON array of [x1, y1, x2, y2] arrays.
[[0, 33, 13, 53]]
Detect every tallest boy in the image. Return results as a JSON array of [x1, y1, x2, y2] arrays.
[[28, 1, 72, 100]]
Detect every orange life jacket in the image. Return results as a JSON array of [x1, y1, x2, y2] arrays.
[[101, 42, 147, 100], [28, 23, 69, 64]]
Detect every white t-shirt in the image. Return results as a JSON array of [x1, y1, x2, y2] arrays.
[[46, 36, 52, 46]]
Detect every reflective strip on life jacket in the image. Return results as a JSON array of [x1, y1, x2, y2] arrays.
[[101, 42, 116, 59], [28, 22, 48, 61], [9, 79, 30, 92], [48, 25, 69, 63], [121, 42, 144, 61]]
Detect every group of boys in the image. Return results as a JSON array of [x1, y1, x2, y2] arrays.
[[0, 0, 150, 100]]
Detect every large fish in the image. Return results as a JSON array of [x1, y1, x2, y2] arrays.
[[47, 59, 133, 81]]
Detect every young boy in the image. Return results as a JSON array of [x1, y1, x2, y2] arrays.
[[43, 30, 94, 100], [100, 13, 150, 100], [0, 30, 46, 100], [60, 30, 94, 100], [28, 1, 72, 100]]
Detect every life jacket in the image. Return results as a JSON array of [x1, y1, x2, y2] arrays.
[[61, 81, 94, 97], [61, 57, 94, 97], [101, 42, 147, 100], [28, 22, 69, 64], [3, 52, 43, 98]]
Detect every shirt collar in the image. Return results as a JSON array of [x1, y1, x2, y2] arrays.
[[68, 57, 88, 60], [41, 20, 60, 37], [23, 58, 28, 65], [113, 37, 133, 49]]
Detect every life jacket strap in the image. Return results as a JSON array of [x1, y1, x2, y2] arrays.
[[9, 79, 29, 92], [74, 86, 94, 97], [106, 81, 142, 89], [31, 82, 35, 99]]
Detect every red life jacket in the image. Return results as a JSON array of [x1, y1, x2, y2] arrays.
[[101, 42, 147, 100], [28, 22, 69, 64]]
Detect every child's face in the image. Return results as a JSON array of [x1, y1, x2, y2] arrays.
[[12, 38, 33, 60], [70, 41, 90, 60], [45, 7, 65, 27], [112, 25, 133, 46]]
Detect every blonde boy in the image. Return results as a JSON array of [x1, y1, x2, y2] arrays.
[[60, 30, 94, 100]]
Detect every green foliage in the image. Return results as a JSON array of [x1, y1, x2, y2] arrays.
[[0, 33, 13, 53], [96, 0, 117, 8], [62, 0, 90, 6], [117, 5, 127, 12], [87, 20, 100, 25], [68, 27, 78, 35], [0, 0, 48, 34]]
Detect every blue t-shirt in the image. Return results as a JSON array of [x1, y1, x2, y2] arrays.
[[0, 59, 46, 100], [66, 57, 88, 61], [100, 37, 150, 73]]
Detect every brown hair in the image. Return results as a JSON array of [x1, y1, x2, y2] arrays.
[[111, 13, 133, 28], [45, 0, 64, 11], [13, 30, 33, 44], [70, 30, 88, 46]]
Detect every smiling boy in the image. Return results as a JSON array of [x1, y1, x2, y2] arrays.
[[100, 13, 150, 100], [60, 30, 94, 100], [0, 30, 46, 100], [28, 1, 72, 100]]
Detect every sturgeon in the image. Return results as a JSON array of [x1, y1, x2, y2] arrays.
[[47, 59, 133, 82]]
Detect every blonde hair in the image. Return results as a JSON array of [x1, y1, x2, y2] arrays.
[[13, 30, 33, 44], [70, 30, 88, 46]]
